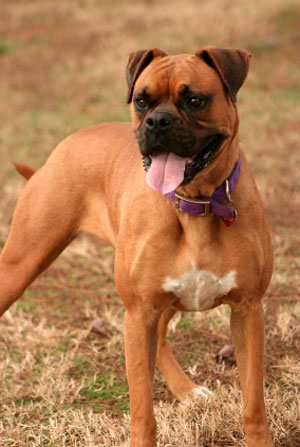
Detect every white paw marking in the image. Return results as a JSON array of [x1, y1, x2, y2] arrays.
[[163, 266, 237, 311], [192, 386, 214, 398]]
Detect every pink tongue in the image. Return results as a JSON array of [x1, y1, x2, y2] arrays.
[[146, 151, 187, 194]]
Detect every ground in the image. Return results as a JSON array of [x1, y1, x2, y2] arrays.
[[0, 0, 299, 446]]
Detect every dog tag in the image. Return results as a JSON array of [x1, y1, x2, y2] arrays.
[[221, 212, 237, 227]]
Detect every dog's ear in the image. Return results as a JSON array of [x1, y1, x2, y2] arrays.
[[126, 48, 168, 104], [196, 47, 252, 102]]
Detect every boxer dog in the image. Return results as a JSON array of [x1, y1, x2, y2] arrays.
[[0, 48, 274, 447]]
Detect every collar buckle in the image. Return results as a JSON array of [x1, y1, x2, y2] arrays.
[[175, 193, 210, 216]]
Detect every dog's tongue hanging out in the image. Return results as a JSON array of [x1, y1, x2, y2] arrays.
[[146, 151, 187, 194]]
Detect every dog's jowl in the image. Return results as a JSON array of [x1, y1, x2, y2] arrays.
[[0, 48, 274, 447]]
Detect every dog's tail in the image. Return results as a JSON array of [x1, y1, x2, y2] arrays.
[[13, 163, 36, 180]]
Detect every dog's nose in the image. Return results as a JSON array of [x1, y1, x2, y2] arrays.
[[146, 112, 173, 132]]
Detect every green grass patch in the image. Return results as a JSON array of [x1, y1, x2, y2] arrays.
[[0, 40, 14, 55], [272, 4, 300, 33], [54, 342, 70, 353], [16, 300, 38, 314], [176, 315, 195, 330], [272, 87, 300, 104], [78, 372, 129, 412], [247, 41, 279, 55]]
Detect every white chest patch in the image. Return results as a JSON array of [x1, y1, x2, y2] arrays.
[[163, 265, 237, 312]]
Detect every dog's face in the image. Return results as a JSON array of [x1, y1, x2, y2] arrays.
[[127, 48, 251, 193]]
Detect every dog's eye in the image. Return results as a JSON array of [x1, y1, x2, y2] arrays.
[[135, 98, 148, 110], [187, 96, 208, 110]]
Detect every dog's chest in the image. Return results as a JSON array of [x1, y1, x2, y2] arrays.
[[162, 264, 237, 311]]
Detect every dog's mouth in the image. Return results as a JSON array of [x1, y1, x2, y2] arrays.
[[143, 134, 222, 194]]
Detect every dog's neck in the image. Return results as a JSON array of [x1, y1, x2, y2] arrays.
[[165, 149, 241, 226], [177, 133, 240, 198]]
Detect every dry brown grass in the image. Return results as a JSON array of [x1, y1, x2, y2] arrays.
[[1, 0, 300, 446]]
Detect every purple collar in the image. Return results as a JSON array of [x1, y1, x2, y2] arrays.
[[165, 152, 241, 226]]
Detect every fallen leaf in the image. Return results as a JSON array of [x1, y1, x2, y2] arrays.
[[216, 343, 235, 363], [89, 317, 108, 337]]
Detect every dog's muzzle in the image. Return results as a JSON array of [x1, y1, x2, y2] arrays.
[[143, 133, 222, 186]]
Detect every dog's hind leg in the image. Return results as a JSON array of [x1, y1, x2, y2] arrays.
[[0, 165, 81, 316], [156, 307, 212, 400]]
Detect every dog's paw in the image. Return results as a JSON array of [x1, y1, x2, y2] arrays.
[[190, 386, 214, 399], [176, 385, 214, 402]]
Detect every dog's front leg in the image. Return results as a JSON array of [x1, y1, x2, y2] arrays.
[[124, 306, 161, 447], [230, 300, 273, 447]]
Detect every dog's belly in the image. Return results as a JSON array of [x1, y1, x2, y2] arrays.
[[162, 265, 237, 311]]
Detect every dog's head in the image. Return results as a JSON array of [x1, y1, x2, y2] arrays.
[[126, 47, 251, 195]]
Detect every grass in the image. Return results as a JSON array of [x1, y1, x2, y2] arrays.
[[0, 40, 14, 55], [1, 0, 300, 446]]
